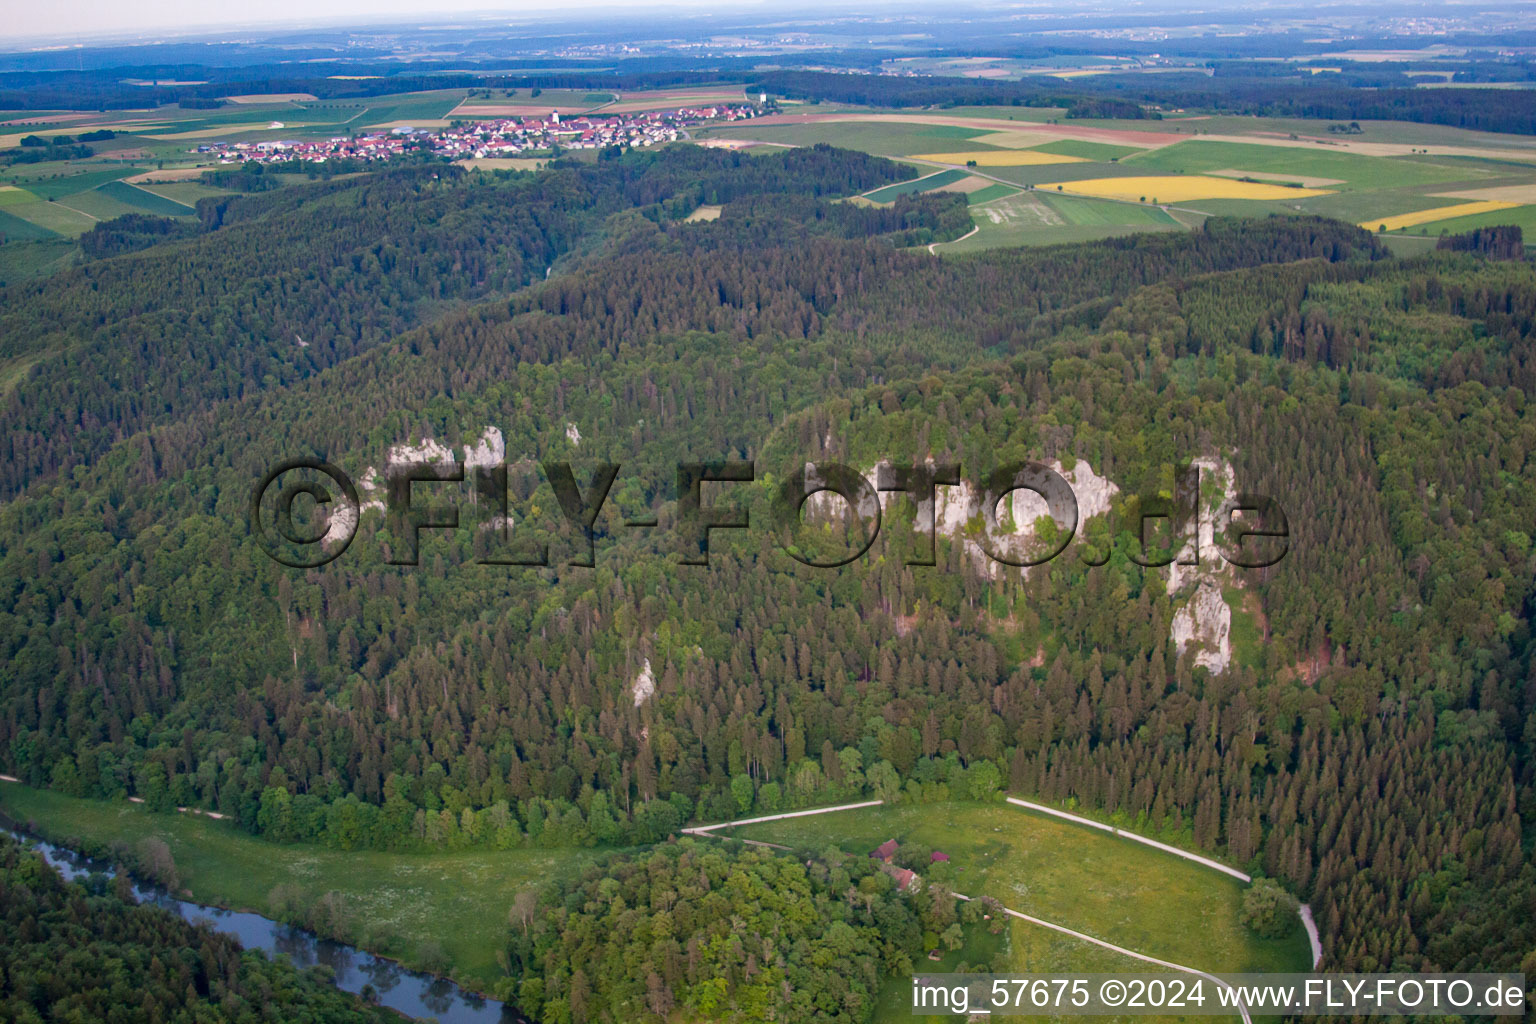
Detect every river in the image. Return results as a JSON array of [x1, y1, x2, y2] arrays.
[[5, 826, 526, 1024]]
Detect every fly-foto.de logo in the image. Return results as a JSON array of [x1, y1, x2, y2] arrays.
[[250, 457, 1289, 570]]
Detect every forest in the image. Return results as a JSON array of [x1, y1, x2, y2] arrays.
[[0, 833, 393, 1023], [0, 136, 1534, 1020]]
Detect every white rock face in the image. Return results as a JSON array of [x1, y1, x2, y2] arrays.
[[463, 426, 505, 470], [360, 427, 508, 519], [387, 437, 456, 467], [1167, 455, 1236, 594], [631, 658, 655, 707], [1171, 581, 1233, 675], [566, 422, 582, 446], [801, 458, 1118, 579], [358, 465, 386, 516], [322, 495, 359, 548], [1162, 454, 1242, 674]]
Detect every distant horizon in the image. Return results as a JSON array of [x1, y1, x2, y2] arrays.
[[0, 1, 766, 47], [0, 0, 1473, 49]]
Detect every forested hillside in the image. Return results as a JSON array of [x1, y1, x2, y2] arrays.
[[0, 143, 1533, 1008], [0, 833, 393, 1023]]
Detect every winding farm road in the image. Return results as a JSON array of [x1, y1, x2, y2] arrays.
[[928, 224, 978, 253], [949, 891, 1253, 1024], [686, 796, 1298, 1024]]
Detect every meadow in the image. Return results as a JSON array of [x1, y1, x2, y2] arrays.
[[937, 190, 1182, 251], [703, 111, 1536, 249], [727, 800, 1311, 978], [864, 167, 970, 201], [0, 782, 599, 991]]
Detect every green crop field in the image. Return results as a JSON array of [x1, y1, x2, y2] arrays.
[[967, 183, 1020, 204], [1041, 192, 1180, 226], [1407, 202, 1536, 237], [136, 180, 233, 206], [5, 200, 97, 236], [97, 179, 197, 215], [702, 120, 1000, 157], [936, 190, 1186, 252], [11, 166, 139, 199], [1120, 140, 1468, 189], [728, 801, 1311, 977], [0, 207, 58, 241], [1032, 139, 1142, 162], [49, 188, 138, 222], [0, 783, 602, 991], [865, 168, 969, 201]]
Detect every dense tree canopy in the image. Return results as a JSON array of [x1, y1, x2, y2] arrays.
[[0, 142, 1533, 1009], [0, 833, 392, 1024]]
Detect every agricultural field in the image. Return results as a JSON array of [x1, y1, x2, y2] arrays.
[[700, 111, 1536, 247], [700, 119, 1001, 158], [913, 149, 1087, 167], [0, 782, 596, 991], [726, 800, 1311, 978], [1408, 202, 1536, 236], [937, 190, 1183, 251], [864, 168, 970, 202], [1040, 174, 1334, 203], [0, 208, 58, 242], [96, 180, 197, 215], [1363, 198, 1518, 231]]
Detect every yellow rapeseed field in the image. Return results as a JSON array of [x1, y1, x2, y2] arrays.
[[1038, 175, 1335, 202], [915, 150, 1087, 166], [1360, 200, 1519, 232]]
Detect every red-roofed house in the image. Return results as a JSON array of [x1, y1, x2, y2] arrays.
[[930, 851, 949, 864], [870, 839, 899, 863]]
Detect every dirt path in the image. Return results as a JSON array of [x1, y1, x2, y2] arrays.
[[685, 795, 1332, 1022], [950, 891, 1252, 1024], [1005, 797, 1250, 881], [930, 224, 979, 253], [681, 799, 884, 834]]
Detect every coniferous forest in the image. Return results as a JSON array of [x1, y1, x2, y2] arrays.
[[0, 833, 393, 1023], [0, 138, 1534, 1021]]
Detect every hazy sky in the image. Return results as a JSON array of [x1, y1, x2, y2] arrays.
[[3, 0, 741, 44]]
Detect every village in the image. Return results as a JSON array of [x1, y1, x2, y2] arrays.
[[195, 102, 763, 165]]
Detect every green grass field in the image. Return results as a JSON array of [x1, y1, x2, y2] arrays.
[[10, 166, 139, 199], [0, 783, 600, 991], [5, 200, 97, 235], [1033, 139, 1142, 162], [1120, 140, 1467, 189], [50, 188, 141, 222], [1406, 203, 1536, 237], [702, 120, 1000, 158], [97, 179, 197, 215], [866, 168, 969, 201], [0, 207, 59, 241], [1041, 192, 1180, 226], [0, 185, 39, 206], [728, 800, 1310, 978], [135, 180, 232, 206], [937, 189, 1186, 252], [967, 183, 1021, 204]]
